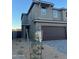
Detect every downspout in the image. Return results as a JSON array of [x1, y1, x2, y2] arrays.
[[26, 26, 31, 59]]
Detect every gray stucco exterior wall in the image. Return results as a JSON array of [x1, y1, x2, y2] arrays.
[[21, 1, 67, 40]]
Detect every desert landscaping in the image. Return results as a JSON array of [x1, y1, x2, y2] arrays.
[[12, 38, 67, 59]]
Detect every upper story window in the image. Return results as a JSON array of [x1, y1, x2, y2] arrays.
[[41, 7, 47, 15], [53, 10, 59, 18]]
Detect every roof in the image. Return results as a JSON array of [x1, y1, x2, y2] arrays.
[[33, 20, 67, 24], [12, 29, 22, 31], [53, 8, 67, 11]]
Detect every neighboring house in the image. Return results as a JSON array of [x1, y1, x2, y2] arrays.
[[12, 29, 22, 39], [21, 1, 67, 41]]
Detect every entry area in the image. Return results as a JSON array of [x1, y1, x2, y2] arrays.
[[42, 26, 67, 40]]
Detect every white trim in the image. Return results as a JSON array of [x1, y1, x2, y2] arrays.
[[34, 20, 67, 24]]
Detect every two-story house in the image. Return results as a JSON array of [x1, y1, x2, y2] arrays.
[[21, 0, 67, 41]]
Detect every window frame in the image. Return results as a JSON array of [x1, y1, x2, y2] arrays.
[[53, 10, 59, 18], [41, 7, 47, 15]]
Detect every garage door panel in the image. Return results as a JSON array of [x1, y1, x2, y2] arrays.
[[42, 26, 66, 40], [43, 35, 66, 40]]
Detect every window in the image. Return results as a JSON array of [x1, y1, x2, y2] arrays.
[[41, 8, 47, 15], [53, 10, 58, 18]]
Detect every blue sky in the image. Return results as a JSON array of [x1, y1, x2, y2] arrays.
[[12, 0, 67, 29]]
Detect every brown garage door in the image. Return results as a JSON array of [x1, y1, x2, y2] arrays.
[[42, 26, 67, 40]]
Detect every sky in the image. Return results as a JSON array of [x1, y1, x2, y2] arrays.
[[12, 0, 67, 29]]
